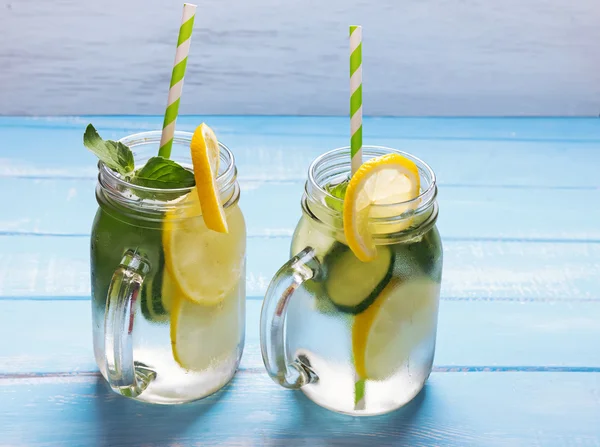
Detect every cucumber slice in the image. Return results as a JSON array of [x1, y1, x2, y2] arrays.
[[140, 250, 169, 323], [140, 277, 151, 318], [302, 239, 346, 315], [324, 245, 393, 314], [141, 276, 168, 323], [151, 250, 166, 310]]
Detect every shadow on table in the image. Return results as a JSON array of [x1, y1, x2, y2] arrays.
[[263, 384, 429, 447], [92, 376, 228, 447], [91, 373, 432, 446]]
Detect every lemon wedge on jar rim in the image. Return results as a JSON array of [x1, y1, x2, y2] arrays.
[[189, 123, 228, 233], [343, 153, 421, 262]]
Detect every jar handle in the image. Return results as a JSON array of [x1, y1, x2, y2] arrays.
[[104, 249, 156, 397], [260, 247, 320, 389]]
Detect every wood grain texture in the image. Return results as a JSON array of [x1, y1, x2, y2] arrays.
[[1, 1, 600, 116], [3, 177, 600, 240], [3, 116, 600, 187], [2, 235, 599, 300], [1, 300, 600, 375], [0, 373, 599, 446], [0, 116, 599, 445]]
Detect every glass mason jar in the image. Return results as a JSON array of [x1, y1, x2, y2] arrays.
[[260, 146, 442, 416], [91, 131, 246, 404]]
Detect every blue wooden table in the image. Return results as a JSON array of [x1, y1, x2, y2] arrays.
[[1, 116, 599, 446]]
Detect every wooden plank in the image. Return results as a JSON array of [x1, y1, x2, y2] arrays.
[[2, 0, 600, 116], [1, 300, 599, 375], [0, 372, 598, 446], [1, 235, 599, 300], [0, 300, 258, 376], [2, 178, 600, 241], [0, 235, 286, 298], [4, 116, 600, 140], [2, 117, 600, 187]]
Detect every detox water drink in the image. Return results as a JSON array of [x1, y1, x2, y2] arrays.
[[91, 131, 246, 404], [261, 146, 442, 416], [85, 3, 242, 404]]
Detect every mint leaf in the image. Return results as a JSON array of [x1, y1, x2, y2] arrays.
[[131, 156, 195, 189], [83, 124, 134, 175], [325, 179, 349, 211]]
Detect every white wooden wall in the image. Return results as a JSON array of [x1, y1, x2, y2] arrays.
[[1, 0, 599, 116]]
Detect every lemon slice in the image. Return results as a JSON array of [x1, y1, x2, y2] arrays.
[[190, 123, 228, 233], [171, 283, 243, 371], [343, 154, 420, 262], [163, 194, 246, 306], [352, 278, 439, 380]]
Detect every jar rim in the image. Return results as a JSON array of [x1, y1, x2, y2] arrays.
[[302, 145, 439, 242], [307, 145, 437, 213], [98, 130, 236, 194], [96, 130, 239, 223]]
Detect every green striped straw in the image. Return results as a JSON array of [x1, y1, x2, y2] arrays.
[[350, 25, 366, 411], [158, 3, 197, 159], [349, 25, 363, 176]]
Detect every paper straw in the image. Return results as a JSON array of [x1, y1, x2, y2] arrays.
[[158, 3, 197, 158], [351, 26, 366, 410], [354, 379, 366, 410], [349, 25, 363, 176]]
